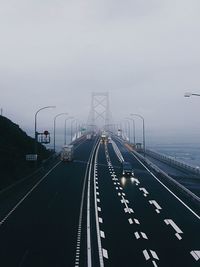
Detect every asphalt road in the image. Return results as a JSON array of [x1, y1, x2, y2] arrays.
[[0, 136, 199, 267]]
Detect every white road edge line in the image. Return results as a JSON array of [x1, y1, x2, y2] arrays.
[[131, 152, 200, 220], [0, 161, 61, 226], [94, 142, 105, 267]]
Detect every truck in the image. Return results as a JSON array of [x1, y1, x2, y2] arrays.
[[60, 145, 74, 162]]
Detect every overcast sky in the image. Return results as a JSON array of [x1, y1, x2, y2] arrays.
[[1, 0, 200, 145]]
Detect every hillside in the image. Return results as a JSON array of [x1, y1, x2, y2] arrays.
[[0, 115, 52, 190]]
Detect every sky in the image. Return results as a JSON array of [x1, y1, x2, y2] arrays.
[[1, 0, 200, 146]]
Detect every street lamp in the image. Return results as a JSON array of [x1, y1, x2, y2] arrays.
[[130, 113, 146, 156], [71, 119, 77, 142], [125, 117, 136, 145], [64, 116, 73, 145], [34, 106, 56, 162], [53, 113, 68, 152], [123, 119, 131, 142], [184, 92, 200, 97]]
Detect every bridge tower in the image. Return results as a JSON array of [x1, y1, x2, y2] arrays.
[[87, 92, 112, 131]]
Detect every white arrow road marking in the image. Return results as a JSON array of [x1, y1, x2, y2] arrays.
[[149, 200, 162, 213], [139, 187, 149, 197], [134, 232, 148, 240], [164, 219, 183, 240], [190, 250, 200, 261], [131, 178, 140, 185]]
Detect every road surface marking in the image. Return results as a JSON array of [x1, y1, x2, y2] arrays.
[[134, 218, 140, 224], [74, 139, 100, 267], [139, 187, 149, 197], [100, 231, 105, 238], [102, 249, 108, 259], [164, 219, 183, 240], [143, 250, 150, 260], [128, 218, 133, 224], [131, 177, 140, 185], [0, 161, 61, 226], [131, 152, 200, 220], [94, 142, 105, 267], [134, 232, 148, 240], [190, 250, 200, 261], [149, 200, 162, 213], [121, 199, 129, 204], [143, 250, 159, 264]]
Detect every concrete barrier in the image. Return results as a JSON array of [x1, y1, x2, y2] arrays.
[[145, 149, 200, 177]]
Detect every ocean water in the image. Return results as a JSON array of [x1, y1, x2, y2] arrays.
[[149, 143, 200, 168]]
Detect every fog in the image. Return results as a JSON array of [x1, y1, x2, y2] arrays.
[[1, 0, 200, 146]]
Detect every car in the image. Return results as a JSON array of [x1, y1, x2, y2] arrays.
[[122, 161, 134, 176]]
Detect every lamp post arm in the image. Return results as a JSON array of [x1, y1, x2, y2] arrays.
[[53, 113, 68, 152]]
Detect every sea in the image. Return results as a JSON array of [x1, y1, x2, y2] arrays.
[[149, 143, 200, 168]]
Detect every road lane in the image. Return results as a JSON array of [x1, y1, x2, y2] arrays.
[[0, 138, 95, 267], [107, 138, 200, 266], [0, 135, 199, 267]]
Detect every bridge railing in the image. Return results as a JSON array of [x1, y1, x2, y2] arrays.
[[144, 149, 200, 176], [132, 150, 200, 208]]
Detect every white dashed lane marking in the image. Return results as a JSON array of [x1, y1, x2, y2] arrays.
[[102, 249, 109, 259], [100, 231, 105, 239]]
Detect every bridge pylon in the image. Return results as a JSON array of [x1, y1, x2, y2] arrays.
[[87, 92, 112, 132]]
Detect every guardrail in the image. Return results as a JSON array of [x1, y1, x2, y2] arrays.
[[132, 150, 200, 208], [113, 136, 200, 208], [144, 149, 200, 177]]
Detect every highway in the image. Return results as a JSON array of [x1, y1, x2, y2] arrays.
[[0, 135, 199, 266]]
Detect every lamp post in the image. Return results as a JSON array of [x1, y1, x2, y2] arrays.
[[64, 116, 73, 145], [71, 119, 77, 142], [123, 119, 131, 142], [184, 92, 200, 97], [125, 117, 136, 145], [34, 106, 56, 163], [53, 113, 68, 152], [130, 113, 145, 156]]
